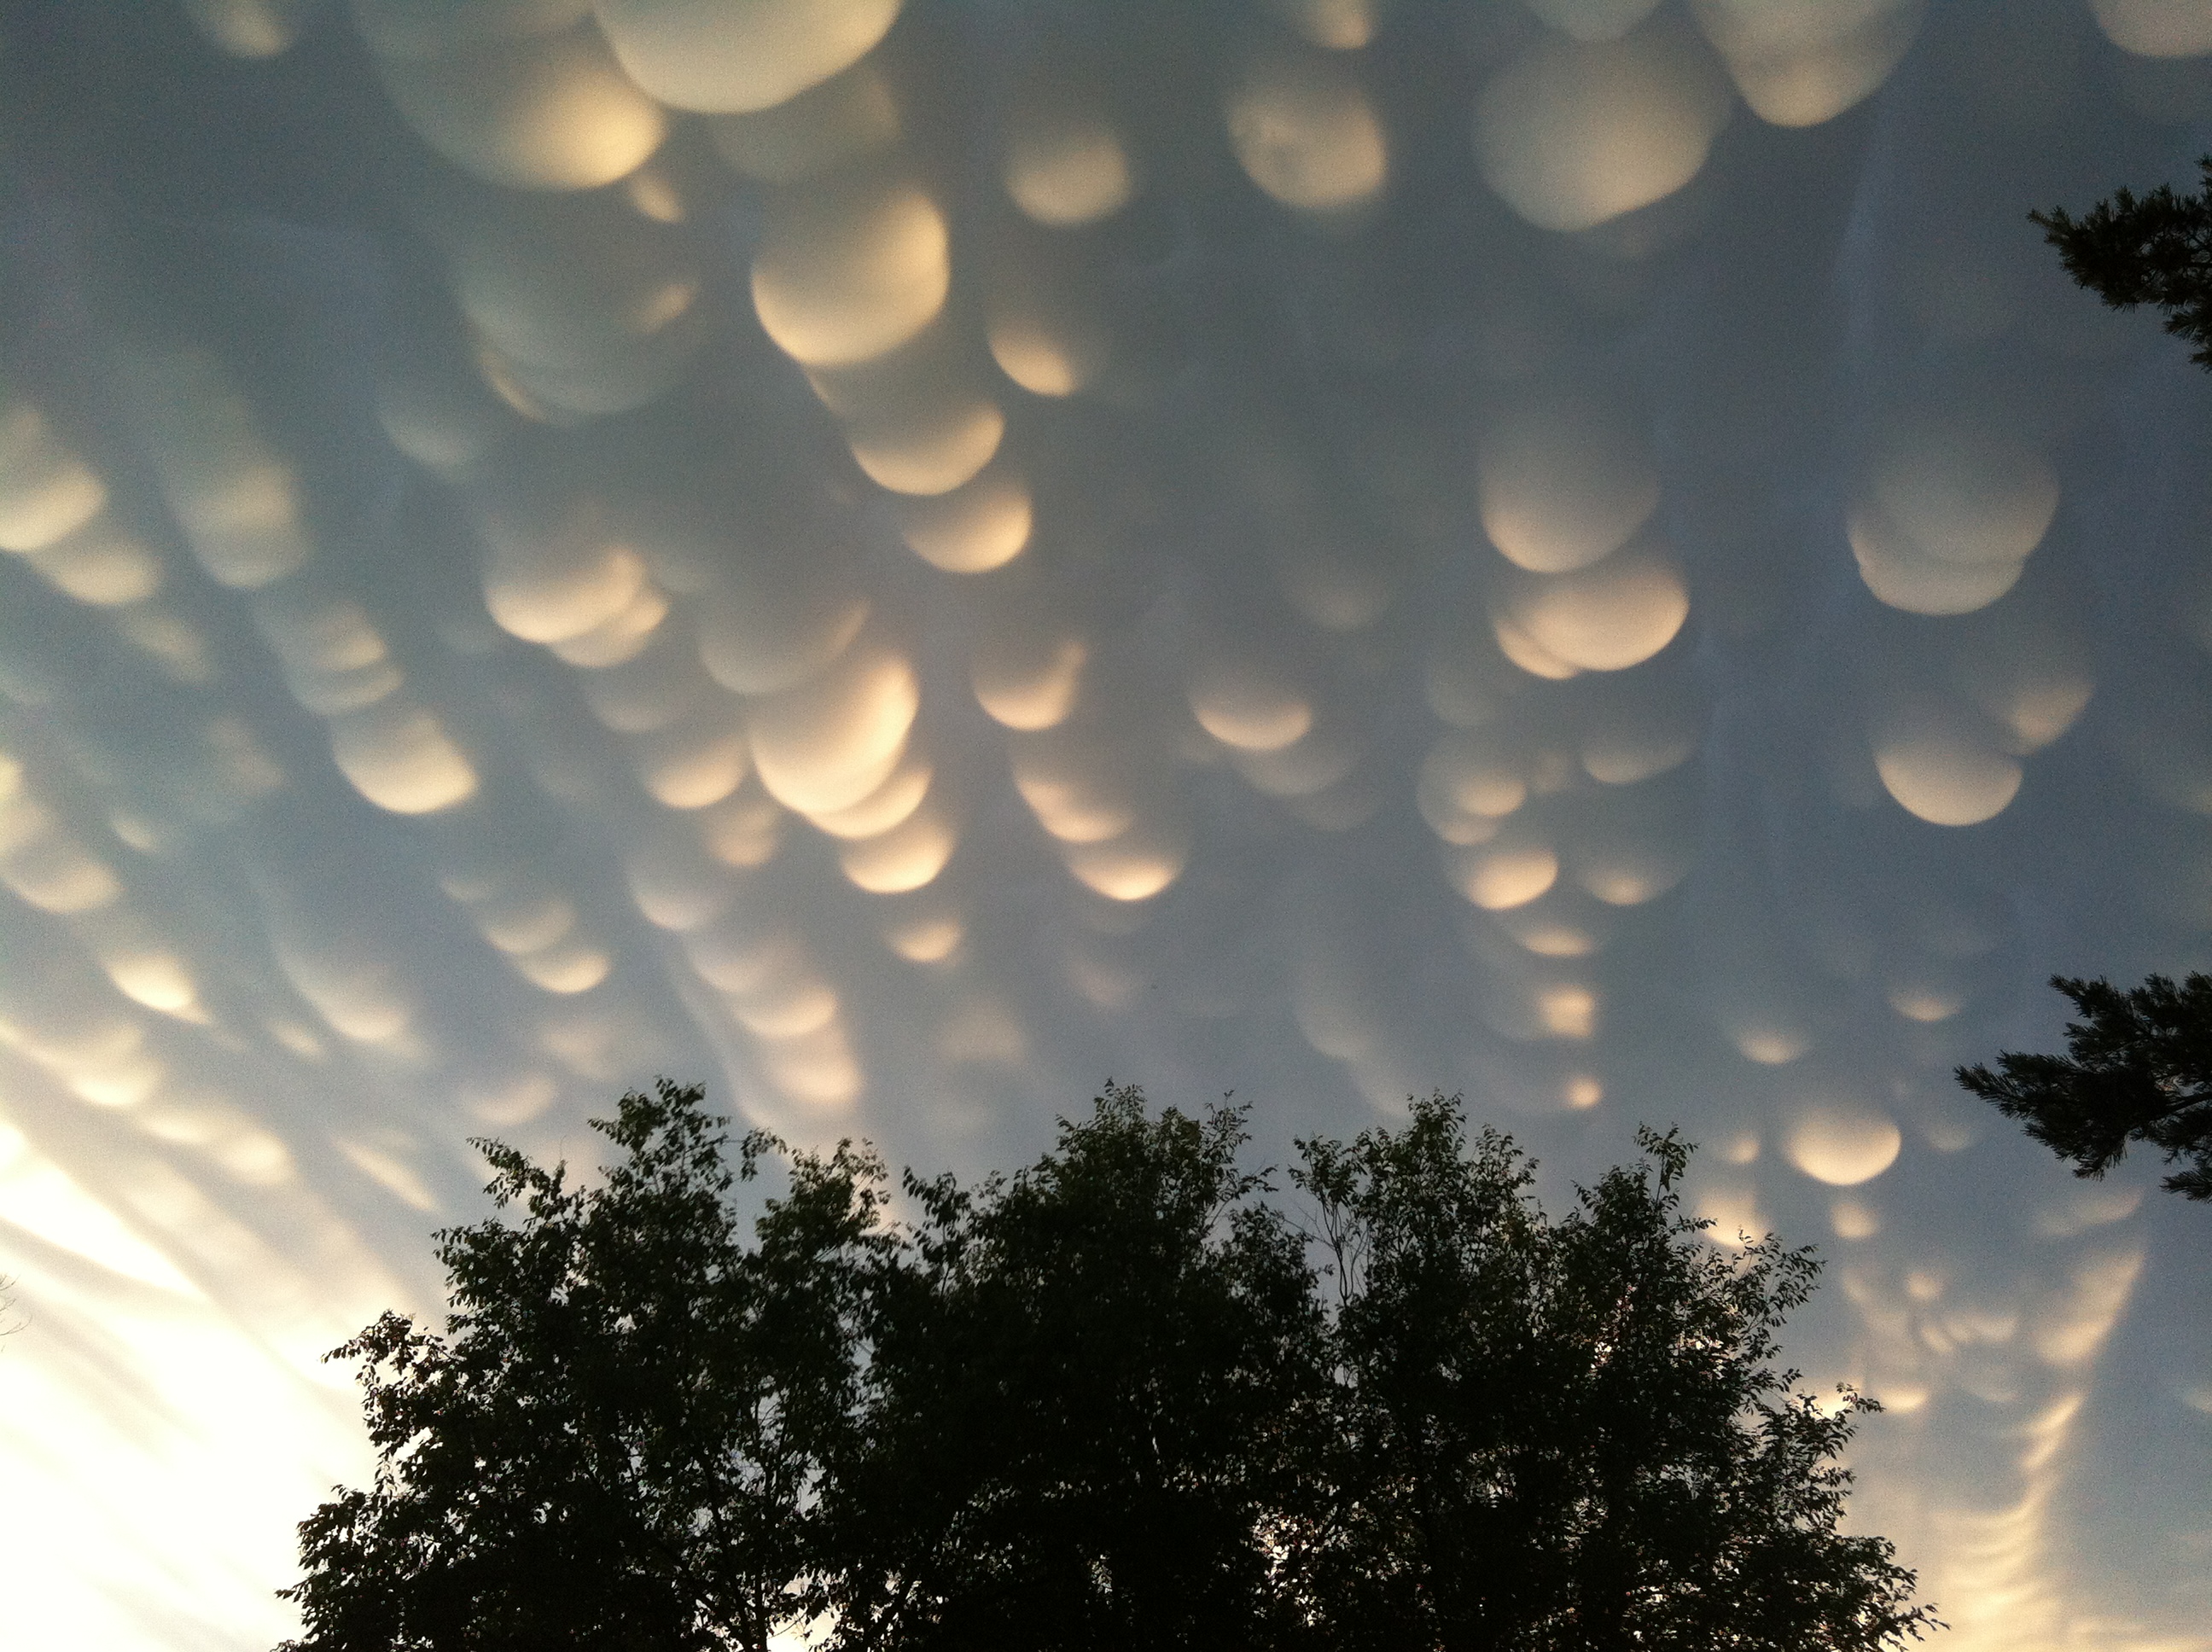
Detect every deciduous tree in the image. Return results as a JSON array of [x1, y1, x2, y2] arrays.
[[279, 1084, 1937, 1652], [1277, 1096, 1936, 1652], [278, 1079, 892, 1652], [822, 1084, 1322, 1652]]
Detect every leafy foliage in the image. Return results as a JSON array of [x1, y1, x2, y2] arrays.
[[1279, 1099, 1935, 1651], [280, 1082, 1937, 1652], [2032, 157, 2212, 367], [1958, 973, 2212, 1202], [278, 1079, 894, 1652], [823, 1083, 1323, 1652]]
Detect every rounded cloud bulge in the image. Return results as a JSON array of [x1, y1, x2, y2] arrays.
[[3, 2, 2211, 1648]]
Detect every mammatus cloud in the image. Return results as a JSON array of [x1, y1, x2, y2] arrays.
[[0, 0, 2208, 1645]]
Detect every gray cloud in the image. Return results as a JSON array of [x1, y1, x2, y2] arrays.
[[0, 0, 2209, 1644]]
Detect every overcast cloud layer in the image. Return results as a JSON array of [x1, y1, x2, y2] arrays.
[[1, 1, 2210, 1646]]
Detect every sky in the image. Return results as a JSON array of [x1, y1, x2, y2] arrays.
[[0, 0, 2209, 1645]]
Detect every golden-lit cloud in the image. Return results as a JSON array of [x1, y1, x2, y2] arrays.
[[1004, 98, 1138, 229], [1474, 15, 1732, 233], [2088, 0, 2212, 58], [4, 9, 2209, 1646], [592, 0, 904, 114], [1690, 0, 1923, 127], [370, 19, 667, 192], [1226, 44, 1389, 216], [752, 177, 952, 369], [1784, 1104, 1902, 1186]]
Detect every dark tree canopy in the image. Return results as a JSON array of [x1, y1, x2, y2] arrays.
[[1281, 1109, 1929, 1652], [279, 1081, 1937, 1652], [823, 1087, 1324, 1652], [277, 1079, 894, 1652], [2032, 156, 2212, 367], [1958, 973, 2212, 1202]]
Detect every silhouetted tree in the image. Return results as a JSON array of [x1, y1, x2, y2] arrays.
[[1958, 973, 2212, 1202], [279, 1084, 1936, 1652], [2033, 157, 2212, 367], [277, 1079, 894, 1652], [820, 1085, 1324, 1652], [1275, 1096, 1936, 1652]]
